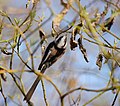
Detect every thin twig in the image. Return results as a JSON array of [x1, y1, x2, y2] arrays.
[[111, 89, 120, 106], [41, 79, 49, 106], [61, 86, 115, 99], [0, 82, 8, 106], [34, 71, 62, 97]]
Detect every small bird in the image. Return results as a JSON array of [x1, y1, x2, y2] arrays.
[[24, 34, 67, 102]]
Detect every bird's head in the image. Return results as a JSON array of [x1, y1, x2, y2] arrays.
[[55, 34, 67, 49]]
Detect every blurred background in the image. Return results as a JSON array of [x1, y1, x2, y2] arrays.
[[0, 0, 120, 106]]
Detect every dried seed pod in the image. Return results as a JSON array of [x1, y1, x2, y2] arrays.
[[102, 17, 114, 32], [96, 53, 103, 70], [70, 37, 78, 50], [73, 23, 83, 36], [78, 37, 89, 62], [72, 23, 83, 40], [70, 23, 83, 50]]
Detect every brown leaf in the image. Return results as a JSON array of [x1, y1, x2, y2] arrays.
[[70, 23, 83, 50], [73, 23, 83, 36], [102, 17, 114, 32], [78, 37, 89, 62], [70, 37, 78, 50], [53, 0, 73, 27], [72, 23, 83, 41], [96, 53, 103, 70]]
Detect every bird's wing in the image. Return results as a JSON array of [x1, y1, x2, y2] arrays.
[[38, 41, 54, 70]]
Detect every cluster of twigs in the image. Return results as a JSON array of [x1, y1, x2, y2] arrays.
[[0, 0, 120, 106]]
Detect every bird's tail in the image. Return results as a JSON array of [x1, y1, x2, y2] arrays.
[[24, 76, 41, 102], [24, 64, 47, 102]]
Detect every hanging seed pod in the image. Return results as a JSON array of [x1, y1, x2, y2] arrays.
[[70, 23, 83, 50], [70, 37, 78, 50], [73, 23, 83, 36], [96, 53, 103, 70], [102, 17, 114, 32], [78, 37, 89, 63]]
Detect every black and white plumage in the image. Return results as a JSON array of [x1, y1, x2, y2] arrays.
[[24, 34, 67, 102]]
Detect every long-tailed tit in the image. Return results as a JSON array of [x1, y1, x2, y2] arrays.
[[24, 34, 67, 102]]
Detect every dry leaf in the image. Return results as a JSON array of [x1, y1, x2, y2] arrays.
[[70, 23, 83, 50], [53, 1, 73, 27], [102, 17, 114, 32], [78, 37, 89, 62], [96, 53, 103, 70], [73, 23, 83, 36], [70, 37, 78, 50]]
